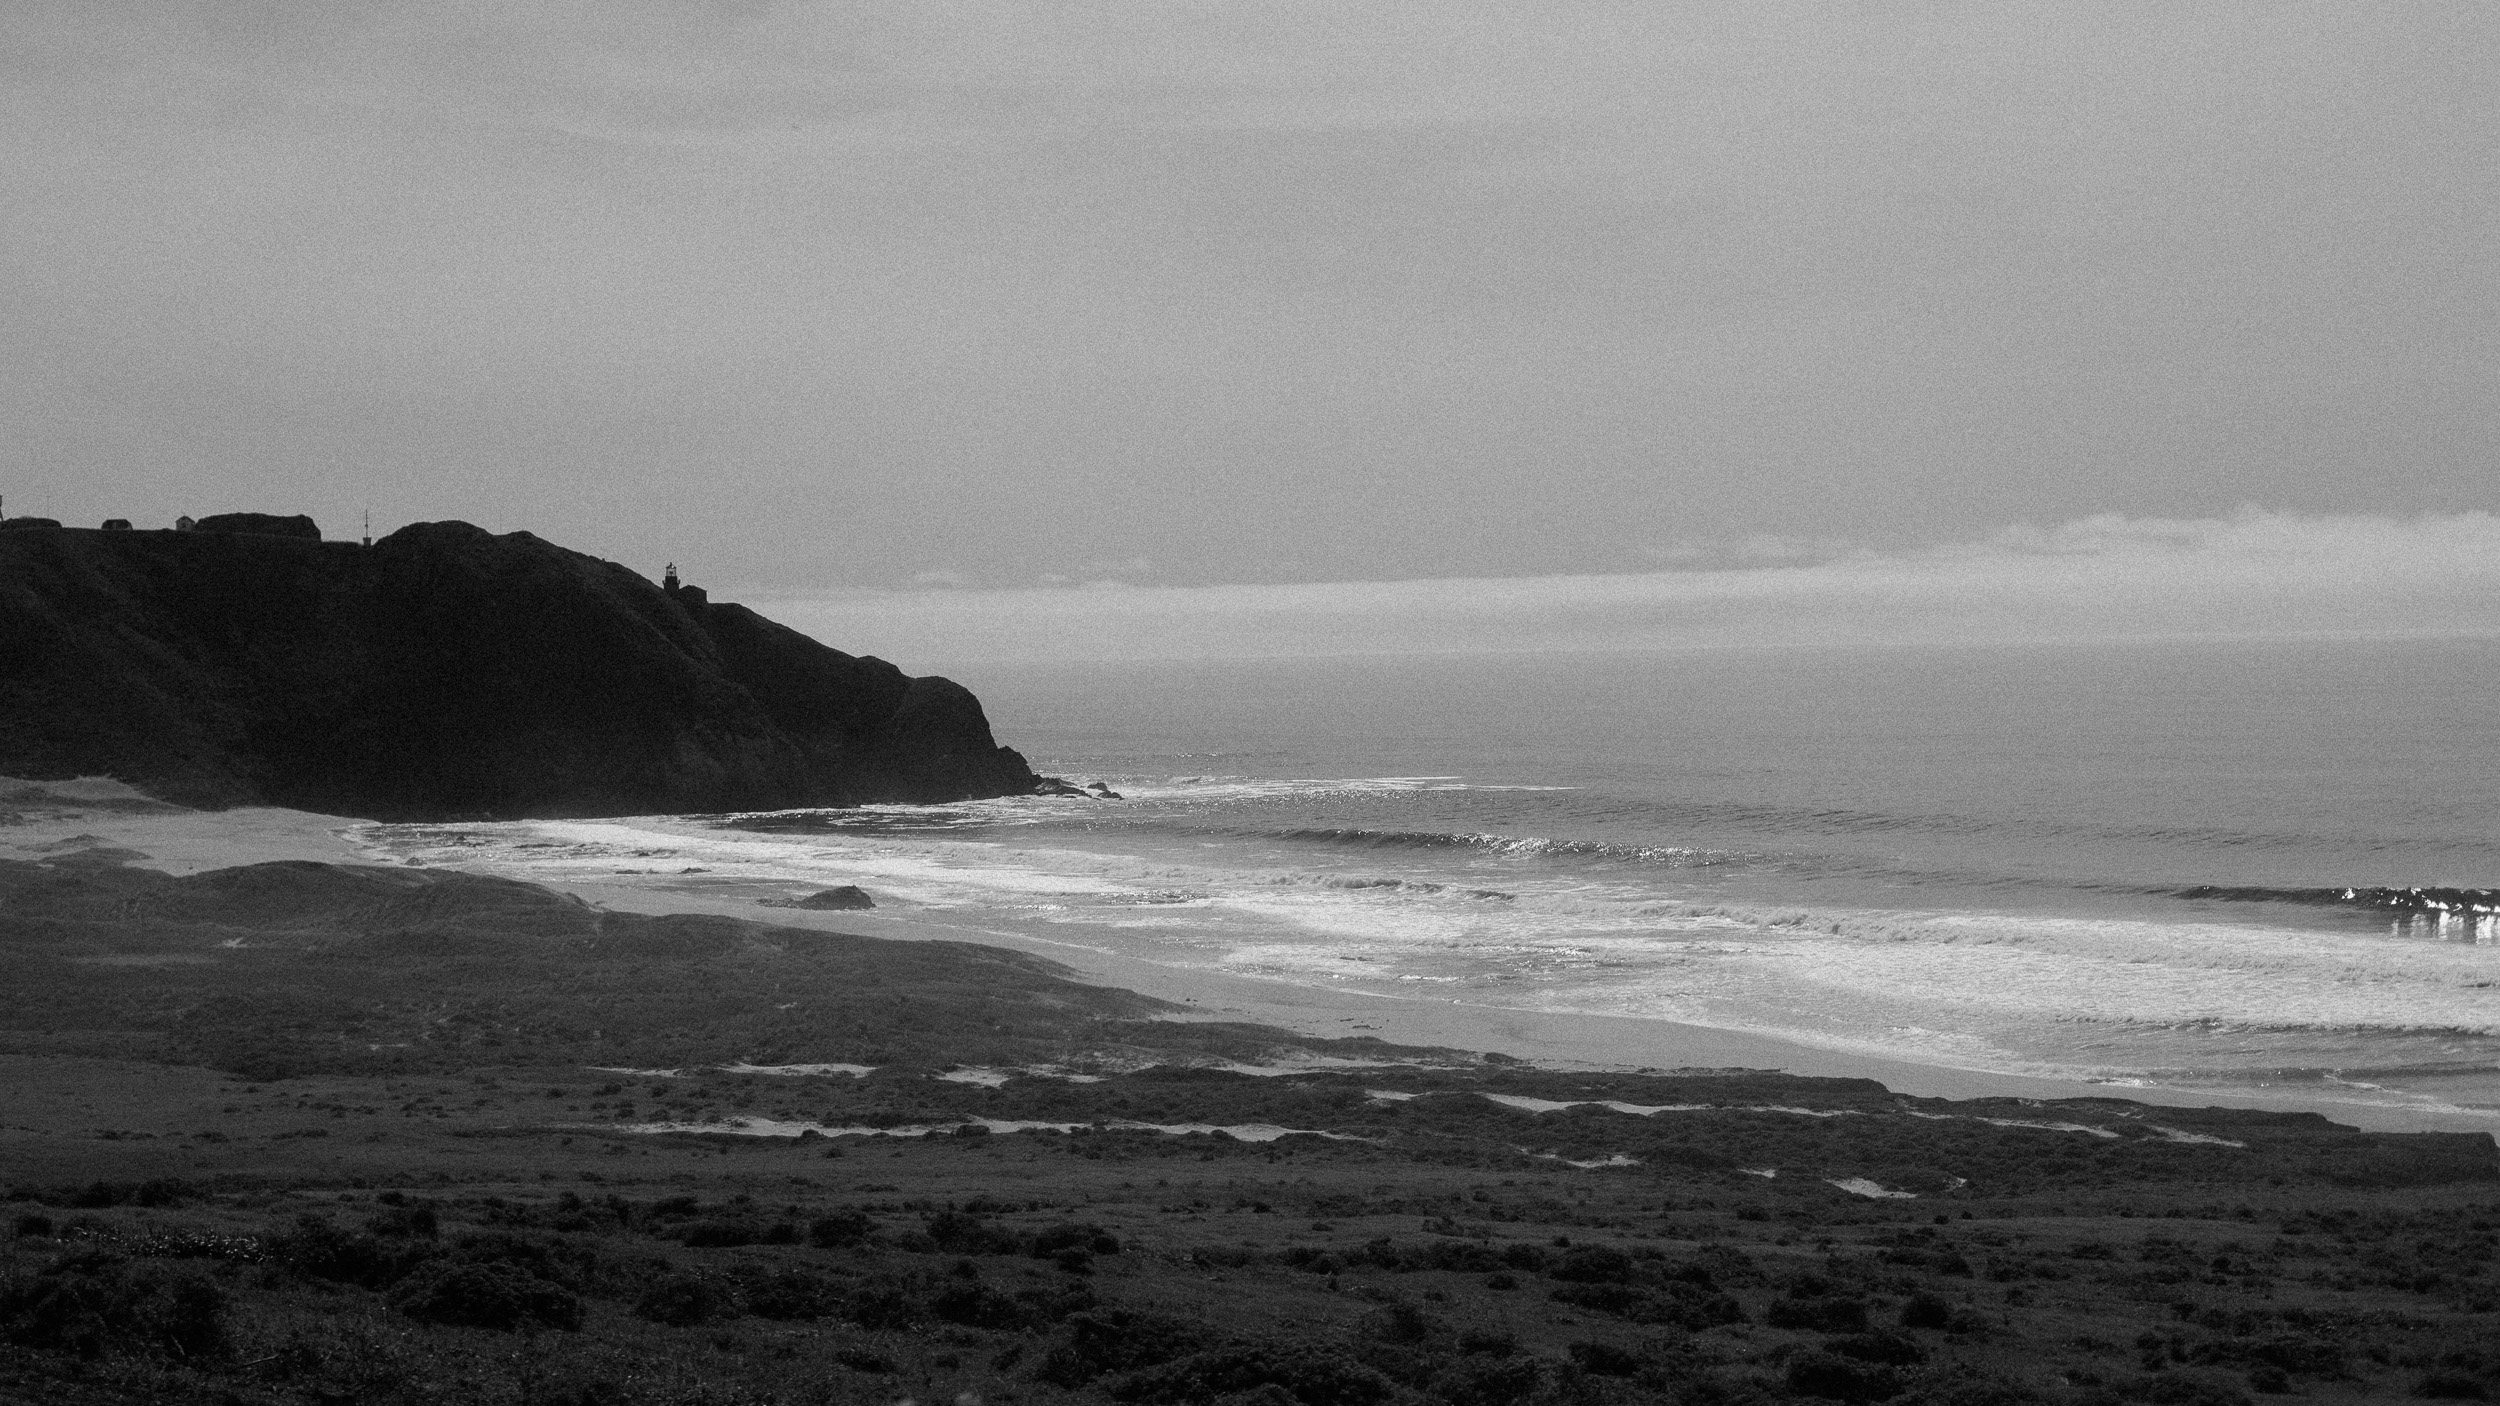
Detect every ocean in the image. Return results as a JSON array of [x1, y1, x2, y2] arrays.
[[351, 635, 2500, 1127]]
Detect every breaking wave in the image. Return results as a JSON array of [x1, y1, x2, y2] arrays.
[[2172, 885, 2500, 915], [1205, 824, 1744, 868]]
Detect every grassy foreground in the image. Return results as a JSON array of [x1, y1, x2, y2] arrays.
[[2, 850, 2496, 1406]]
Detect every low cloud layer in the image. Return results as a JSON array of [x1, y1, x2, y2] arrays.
[[6, 7, 2496, 591], [761, 511, 2500, 663]]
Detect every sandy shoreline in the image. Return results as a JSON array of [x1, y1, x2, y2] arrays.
[[7, 779, 2492, 1137]]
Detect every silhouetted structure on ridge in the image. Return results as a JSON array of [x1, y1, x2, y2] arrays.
[[0, 517, 1038, 817]]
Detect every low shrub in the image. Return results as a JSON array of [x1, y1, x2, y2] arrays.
[[1570, 1341, 1642, 1377], [744, 1269, 843, 1321], [1107, 1343, 1396, 1406], [808, 1211, 874, 1248], [390, 1259, 583, 1332], [2114, 1371, 2254, 1406], [926, 1209, 1022, 1255], [680, 1218, 760, 1248], [1769, 1295, 1872, 1333], [929, 1280, 1033, 1331], [1787, 1351, 1903, 1402], [1549, 1245, 1637, 1284], [1035, 1309, 1214, 1387], [634, 1273, 735, 1327], [0, 1252, 230, 1361], [272, 1213, 431, 1288], [845, 1281, 922, 1331], [1834, 1332, 1929, 1367], [1432, 1353, 1556, 1406], [1901, 1292, 1954, 1330], [1552, 1280, 1746, 1329], [1032, 1221, 1122, 1257]]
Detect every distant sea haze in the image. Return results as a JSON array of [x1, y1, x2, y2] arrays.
[[353, 637, 2500, 1128]]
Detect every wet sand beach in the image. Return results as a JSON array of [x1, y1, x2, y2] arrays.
[[9, 777, 2488, 1135]]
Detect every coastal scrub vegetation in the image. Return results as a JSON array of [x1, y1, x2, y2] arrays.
[[2, 852, 2496, 1405]]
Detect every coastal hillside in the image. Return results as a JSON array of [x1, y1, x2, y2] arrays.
[[0, 517, 1036, 817], [3, 848, 2497, 1406]]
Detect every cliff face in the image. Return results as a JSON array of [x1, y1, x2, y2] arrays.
[[0, 520, 1037, 817]]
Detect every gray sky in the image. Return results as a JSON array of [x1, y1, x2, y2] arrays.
[[5, 2, 2495, 652]]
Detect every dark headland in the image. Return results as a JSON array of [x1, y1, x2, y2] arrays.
[[0, 514, 1036, 818]]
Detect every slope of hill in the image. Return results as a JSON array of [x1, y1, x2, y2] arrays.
[[0, 519, 1036, 817]]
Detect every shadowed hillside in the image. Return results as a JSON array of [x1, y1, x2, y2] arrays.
[[0, 519, 1036, 816]]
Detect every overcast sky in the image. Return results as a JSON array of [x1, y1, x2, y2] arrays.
[[5, 2, 2494, 654]]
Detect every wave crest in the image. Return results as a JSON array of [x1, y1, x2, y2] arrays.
[[2175, 885, 2500, 915], [1253, 825, 1737, 867]]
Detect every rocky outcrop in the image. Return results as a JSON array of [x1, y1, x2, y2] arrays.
[[193, 512, 321, 539], [760, 885, 877, 911], [0, 519, 1038, 818]]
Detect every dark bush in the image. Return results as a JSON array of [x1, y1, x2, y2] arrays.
[[2118, 1371, 2254, 1406], [1892, 1368, 2042, 1406], [930, 1281, 1032, 1331], [1551, 1245, 1637, 1284], [2247, 1366, 2291, 1395], [1499, 1243, 1551, 1273], [1364, 1301, 1441, 1345], [452, 1232, 592, 1289], [274, 1213, 429, 1288], [1, 1254, 229, 1361], [391, 1259, 583, 1332], [680, 1219, 759, 1248], [1835, 1332, 1929, 1367], [1032, 1221, 1122, 1257], [926, 1209, 1020, 1254], [1279, 1245, 1343, 1274], [845, 1282, 922, 1330], [1571, 1341, 1642, 1377], [64, 1179, 194, 1210], [809, 1211, 874, 1248], [1769, 1296, 1871, 1333], [2417, 1374, 2492, 1401], [2186, 1333, 2346, 1379], [365, 1202, 440, 1239], [14, 1214, 56, 1238], [1414, 1240, 1504, 1273], [1108, 1343, 1396, 1406], [1434, 1354, 1555, 1406], [1036, 1309, 1215, 1387], [1553, 1280, 1746, 1329], [744, 1270, 842, 1321], [836, 1347, 899, 1374], [1788, 1352, 1903, 1402], [634, 1273, 733, 1327], [1901, 1292, 1954, 1330]]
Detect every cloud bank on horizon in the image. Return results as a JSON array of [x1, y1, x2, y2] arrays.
[[762, 509, 2500, 662], [2, 4, 2492, 603]]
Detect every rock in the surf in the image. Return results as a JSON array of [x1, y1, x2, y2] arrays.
[[761, 886, 876, 911]]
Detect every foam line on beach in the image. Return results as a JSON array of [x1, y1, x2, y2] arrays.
[[1828, 1178, 1918, 1199], [1473, 1091, 2227, 1143]]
